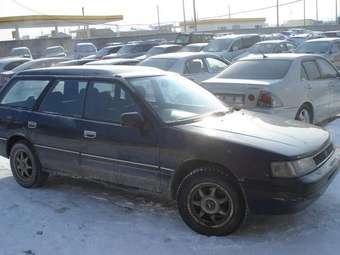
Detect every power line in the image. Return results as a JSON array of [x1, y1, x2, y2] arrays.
[[10, 0, 304, 28]]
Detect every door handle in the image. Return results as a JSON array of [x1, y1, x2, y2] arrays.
[[84, 130, 96, 139], [27, 121, 37, 129]]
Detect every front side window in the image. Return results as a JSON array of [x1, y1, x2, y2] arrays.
[[0, 79, 50, 109], [184, 58, 208, 74], [128, 75, 226, 123], [84, 81, 139, 123], [39, 80, 87, 117], [205, 57, 228, 73], [316, 59, 338, 79], [302, 61, 321, 80]]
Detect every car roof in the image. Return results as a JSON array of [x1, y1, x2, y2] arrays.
[[17, 65, 167, 79], [256, 40, 288, 44], [305, 38, 340, 42], [0, 57, 30, 64], [76, 42, 95, 46], [46, 46, 64, 49], [152, 44, 181, 48], [237, 53, 321, 61], [213, 34, 259, 40], [147, 51, 220, 59], [185, 43, 208, 47], [86, 58, 139, 65], [12, 47, 29, 50]]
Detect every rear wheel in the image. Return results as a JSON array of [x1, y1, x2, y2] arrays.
[[295, 105, 313, 124], [176, 166, 246, 236], [10, 141, 48, 188]]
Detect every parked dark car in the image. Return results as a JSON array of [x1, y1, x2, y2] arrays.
[[0, 66, 338, 236], [175, 32, 214, 45], [0, 57, 69, 88], [44, 46, 67, 57], [103, 42, 159, 59], [10, 47, 32, 59]]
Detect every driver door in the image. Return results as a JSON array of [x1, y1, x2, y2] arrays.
[[79, 79, 160, 192]]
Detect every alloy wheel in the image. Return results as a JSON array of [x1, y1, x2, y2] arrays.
[[187, 182, 234, 228]]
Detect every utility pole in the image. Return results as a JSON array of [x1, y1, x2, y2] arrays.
[[157, 5, 161, 30], [228, 4, 231, 19], [336, 0, 338, 24], [276, 0, 279, 28], [303, 0, 306, 26], [182, 0, 187, 32], [193, 0, 197, 32], [316, 0, 318, 21]]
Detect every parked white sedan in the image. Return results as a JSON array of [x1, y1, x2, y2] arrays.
[[202, 54, 340, 124], [139, 52, 230, 83]]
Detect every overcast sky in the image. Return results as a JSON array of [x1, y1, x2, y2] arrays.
[[0, 0, 338, 40]]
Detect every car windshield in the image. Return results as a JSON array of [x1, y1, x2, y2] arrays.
[[249, 43, 275, 53], [139, 58, 177, 71], [218, 60, 292, 80], [296, 41, 332, 53], [175, 34, 190, 44], [78, 45, 95, 52], [204, 39, 232, 52], [146, 47, 165, 56], [46, 47, 63, 54], [128, 75, 226, 124], [117, 44, 139, 54], [11, 49, 28, 56]]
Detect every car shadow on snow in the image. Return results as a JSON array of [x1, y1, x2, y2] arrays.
[[1, 172, 339, 241]]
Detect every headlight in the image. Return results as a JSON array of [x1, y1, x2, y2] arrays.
[[271, 157, 316, 178]]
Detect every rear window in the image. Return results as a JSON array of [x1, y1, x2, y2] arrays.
[[218, 60, 292, 80], [0, 79, 50, 109], [296, 42, 332, 54], [139, 58, 177, 71]]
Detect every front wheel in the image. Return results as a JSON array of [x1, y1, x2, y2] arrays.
[[10, 141, 49, 188], [176, 166, 246, 236]]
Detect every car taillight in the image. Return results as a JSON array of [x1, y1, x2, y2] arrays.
[[257, 91, 283, 108]]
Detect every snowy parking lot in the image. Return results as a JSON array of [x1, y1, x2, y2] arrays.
[[0, 120, 339, 255]]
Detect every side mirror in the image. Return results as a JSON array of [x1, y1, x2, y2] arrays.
[[121, 112, 145, 128]]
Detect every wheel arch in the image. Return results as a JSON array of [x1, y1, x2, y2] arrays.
[[6, 135, 33, 157], [298, 101, 314, 122], [170, 159, 239, 200]]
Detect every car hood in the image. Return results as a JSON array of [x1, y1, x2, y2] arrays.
[[176, 110, 330, 158]]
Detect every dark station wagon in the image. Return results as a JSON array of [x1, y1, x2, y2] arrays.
[[0, 65, 339, 236]]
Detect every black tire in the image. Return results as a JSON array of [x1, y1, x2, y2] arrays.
[[176, 166, 246, 236], [295, 105, 313, 124], [10, 141, 49, 188]]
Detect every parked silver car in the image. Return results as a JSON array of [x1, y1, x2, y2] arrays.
[[202, 34, 261, 61], [10, 47, 32, 59], [234, 40, 297, 61], [139, 52, 230, 83], [296, 38, 340, 68], [74, 43, 97, 59], [202, 54, 340, 124]]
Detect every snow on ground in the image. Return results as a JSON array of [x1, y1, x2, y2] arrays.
[[1, 120, 340, 255]]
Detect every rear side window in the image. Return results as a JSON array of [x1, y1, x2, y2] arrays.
[[316, 58, 338, 79], [205, 57, 228, 73], [84, 81, 139, 123], [184, 58, 208, 74], [302, 61, 321, 80], [39, 80, 87, 117], [0, 79, 50, 109]]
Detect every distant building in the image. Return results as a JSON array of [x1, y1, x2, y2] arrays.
[[283, 19, 320, 27], [179, 17, 266, 32], [70, 28, 116, 39]]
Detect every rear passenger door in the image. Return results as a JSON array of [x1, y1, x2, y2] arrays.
[[301, 60, 331, 121], [79, 80, 160, 192], [29, 79, 87, 175]]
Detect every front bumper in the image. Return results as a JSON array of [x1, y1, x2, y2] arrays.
[[242, 149, 340, 215]]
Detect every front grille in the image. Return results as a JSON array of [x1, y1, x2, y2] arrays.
[[313, 143, 334, 166]]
